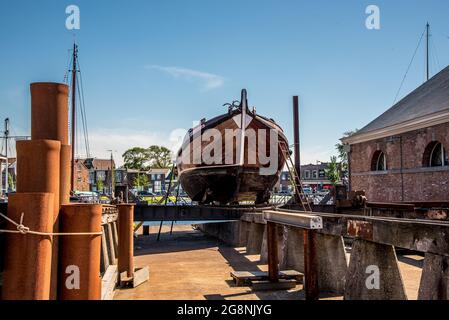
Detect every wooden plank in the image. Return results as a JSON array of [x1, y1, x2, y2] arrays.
[[251, 279, 296, 291], [111, 221, 119, 257], [101, 265, 118, 300], [133, 266, 150, 288], [100, 226, 110, 273], [231, 270, 303, 286], [106, 223, 116, 264]]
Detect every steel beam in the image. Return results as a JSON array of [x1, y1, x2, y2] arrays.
[[263, 210, 322, 230], [133, 204, 256, 222]]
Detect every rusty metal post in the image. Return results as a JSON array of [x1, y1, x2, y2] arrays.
[[303, 229, 319, 300], [267, 222, 279, 282], [292, 96, 303, 203], [118, 204, 135, 278], [58, 204, 102, 300], [2, 193, 54, 300], [293, 96, 301, 178], [30, 83, 69, 145], [60, 145, 72, 205], [16, 139, 61, 299]]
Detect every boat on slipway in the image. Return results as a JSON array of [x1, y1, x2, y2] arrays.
[[176, 89, 288, 205]]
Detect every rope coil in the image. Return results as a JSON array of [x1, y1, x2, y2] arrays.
[[0, 212, 102, 237]]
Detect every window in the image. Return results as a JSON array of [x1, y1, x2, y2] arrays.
[[429, 142, 448, 167], [312, 170, 318, 179], [371, 151, 386, 171], [423, 141, 449, 167], [305, 170, 310, 179]]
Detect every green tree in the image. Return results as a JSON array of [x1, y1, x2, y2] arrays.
[[148, 145, 173, 168], [133, 174, 149, 189], [335, 129, 358, 171], [325, 156, 341, 186], [96, 179, 104, 193], [8, 174, 15, 191], [122, 147, 150, 170]]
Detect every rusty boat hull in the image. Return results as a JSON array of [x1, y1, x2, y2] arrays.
[[177, 89, 288, 205]]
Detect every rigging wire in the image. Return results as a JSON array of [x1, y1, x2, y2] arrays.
[[76, 57, 91, 158], [392, 25, 427, 105], [430, 34, 441, 72]]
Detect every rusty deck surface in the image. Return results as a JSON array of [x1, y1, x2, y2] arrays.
[[113, 225, 423, 300]]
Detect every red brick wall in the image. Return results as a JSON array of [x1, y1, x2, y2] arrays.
[[74, 161, 90, 191], [349, 122, 449, 202]]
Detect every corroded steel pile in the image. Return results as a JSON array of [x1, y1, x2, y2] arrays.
[[1, 82, 102, 300]]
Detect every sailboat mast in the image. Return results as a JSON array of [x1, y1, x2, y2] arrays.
[[4, 118, 9, 195], [426, 22, 430, 81], [70, 43, 78, 192]]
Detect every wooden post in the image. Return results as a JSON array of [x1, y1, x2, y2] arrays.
[[267, 222, 279, 282], [304, 229, 319, 300]]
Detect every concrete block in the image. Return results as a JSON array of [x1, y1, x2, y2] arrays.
[[344, 239, 407, 300], [246, 222, 265, 255], [280, 227, 304, 272], [316, 233, 348, 294], [418, 253, 449, 300]]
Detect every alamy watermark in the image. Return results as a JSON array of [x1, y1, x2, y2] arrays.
[[365, 5, 380, 30], [365, 265, 380, 290], [66, 5, 80, 30], [65, 265, 80, 290]]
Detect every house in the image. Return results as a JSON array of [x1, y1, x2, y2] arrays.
[[82, 158, 116, 194], [278, 162, 337, 193], [114, 167, 174, 194], [149, 168, 172, 193], [74, 159, 90, 191], [0, 156, 16, 193], [342, 65, 449, 202]]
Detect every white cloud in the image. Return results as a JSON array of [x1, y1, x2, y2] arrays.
[[300, 145, 336, 165], [146, 65, 225, 90]]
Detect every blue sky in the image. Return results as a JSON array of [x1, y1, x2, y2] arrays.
[[1, 0, 449, 165]]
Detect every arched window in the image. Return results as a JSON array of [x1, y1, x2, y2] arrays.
[[371, 150, 386, 171], [423, 141, 449, 167]]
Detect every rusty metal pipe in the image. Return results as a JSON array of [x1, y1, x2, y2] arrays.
[[30, 82, 69, 145], [60, 145, 72, 205], [58, 204, 102, 300], [2, 193, 54, 300], [16, 139, 61, 299], [117, 204, 135, 278]]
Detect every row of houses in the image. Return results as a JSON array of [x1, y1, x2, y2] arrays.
[[276, 162, 343, 193], [74, 158, 172, 194]]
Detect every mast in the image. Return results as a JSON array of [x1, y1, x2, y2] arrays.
[[426, 22, 430, 81], [239, 89, 248, 166], [70, 43, 78, 192], [4, 118, 9, 195]]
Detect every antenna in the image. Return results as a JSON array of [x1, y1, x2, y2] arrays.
[[426, 22, 430, 81]]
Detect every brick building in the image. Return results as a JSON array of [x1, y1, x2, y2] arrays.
[[342, 66, 449, 202], [74, 159, 90, 191]]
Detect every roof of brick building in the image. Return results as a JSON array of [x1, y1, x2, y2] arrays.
[[347, 65, 449, 140]]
